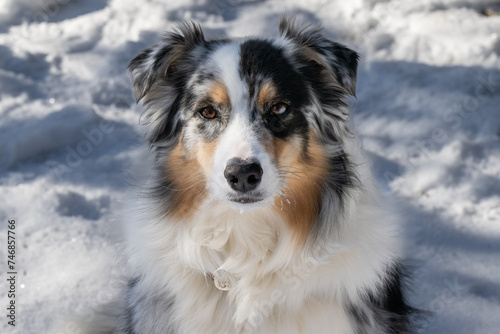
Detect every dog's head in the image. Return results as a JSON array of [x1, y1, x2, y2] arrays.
[[129, 16, 358, 237]]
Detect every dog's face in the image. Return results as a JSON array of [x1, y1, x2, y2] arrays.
[[129, 17, 358, 231], [180, 40, 315, 209]]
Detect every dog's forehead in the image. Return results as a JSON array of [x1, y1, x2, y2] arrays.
[[193, 39, 308, 107], [208, 42, 247, 105]]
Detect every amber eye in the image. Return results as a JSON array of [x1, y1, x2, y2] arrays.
[[271, 103, 288, 115], [200, 106, 218, 119]]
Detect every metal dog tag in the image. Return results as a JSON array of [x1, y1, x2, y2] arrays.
[[213, 268, 233, 291]]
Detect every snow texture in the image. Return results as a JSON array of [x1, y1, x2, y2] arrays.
[[0, 0, 499, 333]]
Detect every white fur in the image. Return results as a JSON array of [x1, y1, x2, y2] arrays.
[[120, 133, 401, 333]]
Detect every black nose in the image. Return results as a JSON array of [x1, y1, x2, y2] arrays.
[[224, 158, 263, 193]]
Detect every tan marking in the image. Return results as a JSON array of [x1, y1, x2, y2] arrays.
[[165, 141, 209, 219], [272, 134, 328, 245], [195, 140, 217, 177], [272, 135, 302, 167], [258, 81, 277, 107], [209, 82, 230, 107]]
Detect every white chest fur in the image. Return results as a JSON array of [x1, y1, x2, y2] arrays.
[[124, 186, 400, 334]]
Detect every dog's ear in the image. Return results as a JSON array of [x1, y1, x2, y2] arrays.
[[128, 21, 205, 102], [279, 15, 359, 96]]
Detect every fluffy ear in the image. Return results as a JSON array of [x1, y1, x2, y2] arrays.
[[128, 21, 205, 102], [279, 15, 359, 96]]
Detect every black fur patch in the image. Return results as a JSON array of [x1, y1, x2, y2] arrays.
[[325, 151, 357, 198], [348, 263, 415, 334], [372, 263, 414, 333], [348, 304, 372, 332], [239, 39, 310, 139]]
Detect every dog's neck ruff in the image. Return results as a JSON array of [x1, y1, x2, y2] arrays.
[[177, 199, 289, 291]]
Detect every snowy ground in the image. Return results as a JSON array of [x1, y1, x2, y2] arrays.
[[1, 0, 499, 333]]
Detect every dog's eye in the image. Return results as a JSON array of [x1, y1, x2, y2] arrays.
[[199, 106, 218, 119], [271, 103, 288, 115]]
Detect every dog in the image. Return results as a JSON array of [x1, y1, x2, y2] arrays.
[[108, 15, 414, 334]]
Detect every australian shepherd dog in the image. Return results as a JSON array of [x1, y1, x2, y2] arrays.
[[99, 15, 414, 334]]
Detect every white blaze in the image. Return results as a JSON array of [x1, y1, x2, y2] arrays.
[[208, 43, 279, 205]]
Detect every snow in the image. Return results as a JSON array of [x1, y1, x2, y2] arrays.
[[0, 0, 499, 333]]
